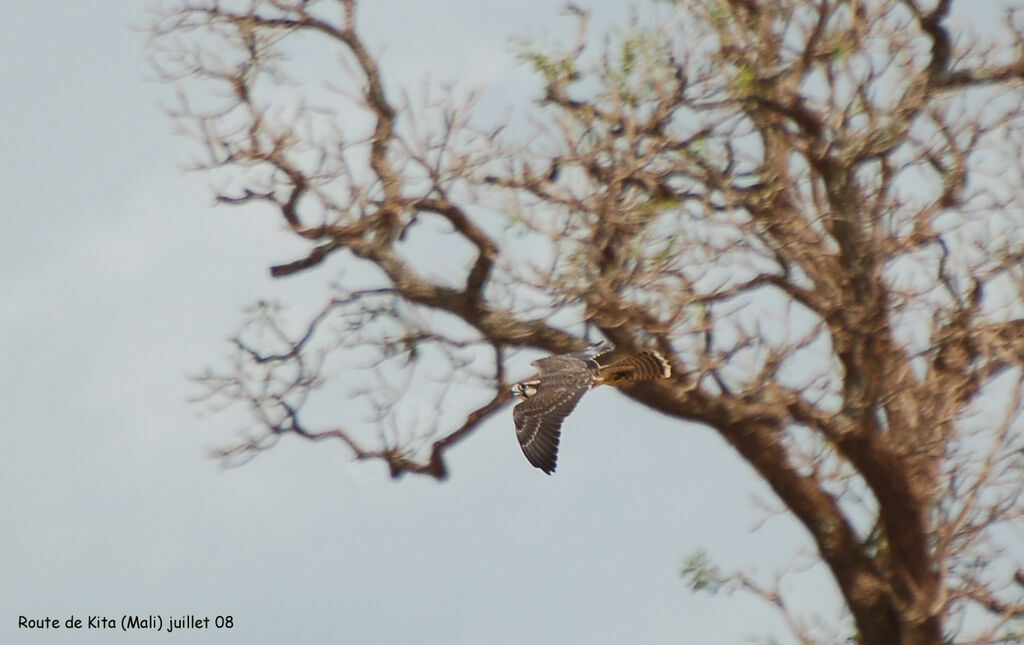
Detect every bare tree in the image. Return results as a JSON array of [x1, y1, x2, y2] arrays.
[[150, 0, 1024, 642]]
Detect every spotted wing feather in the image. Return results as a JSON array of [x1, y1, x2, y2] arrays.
[[513, 384, 589, 474], [513, 355, 596, 474]]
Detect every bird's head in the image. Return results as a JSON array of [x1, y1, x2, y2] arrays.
[[511, 381, 539, 400]]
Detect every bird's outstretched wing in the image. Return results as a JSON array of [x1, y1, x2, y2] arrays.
[[513, 381, 590, 474], [513, 354, 597, 473], [564, 340, 615, 363]]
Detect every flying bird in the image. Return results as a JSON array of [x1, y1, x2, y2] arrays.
[[511, 342, 671, 474]]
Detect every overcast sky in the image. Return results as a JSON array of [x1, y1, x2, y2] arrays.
[[1, 2, 843, 643]]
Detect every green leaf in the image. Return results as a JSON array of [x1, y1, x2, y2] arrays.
[[681, 549, 728, 594]]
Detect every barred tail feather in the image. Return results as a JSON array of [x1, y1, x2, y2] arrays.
[[598, 350, 672, 386]]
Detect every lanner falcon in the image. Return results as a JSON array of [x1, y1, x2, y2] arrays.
[[511, 342, 672, 474]]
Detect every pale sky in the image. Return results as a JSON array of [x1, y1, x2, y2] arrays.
[[1, 2, 838, 643]]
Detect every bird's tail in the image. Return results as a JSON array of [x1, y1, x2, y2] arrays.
[[597, 350, 672, 386]]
